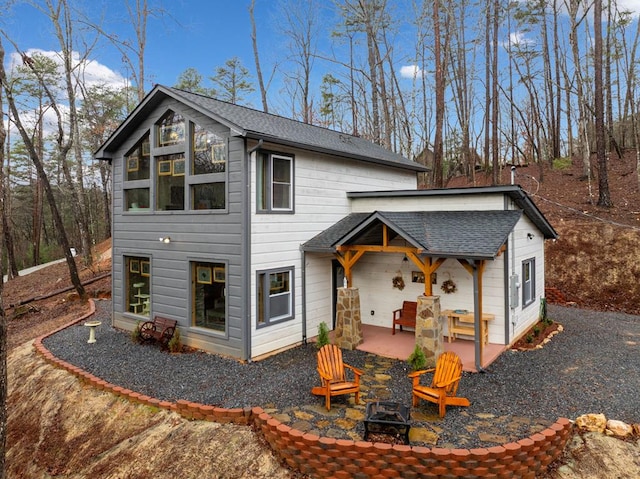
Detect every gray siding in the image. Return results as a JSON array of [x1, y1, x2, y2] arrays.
[[112, 98, 246, 359]]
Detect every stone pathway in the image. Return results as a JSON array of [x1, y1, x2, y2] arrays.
[[264, 354, 554, 448]]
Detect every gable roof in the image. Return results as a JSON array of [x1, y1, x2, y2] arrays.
[[347, 185, 558, 240], [302, 210, 523, 260], [94, 85, 427, 172]]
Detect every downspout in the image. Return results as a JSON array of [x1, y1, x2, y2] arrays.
[[243, 138, 263, 362], [472, 261, 487, 373], [508, 167, 517, 342], [301, 250, 307, 345]]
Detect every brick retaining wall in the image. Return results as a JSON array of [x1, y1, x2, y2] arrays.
[[33, 299, 573, 479]]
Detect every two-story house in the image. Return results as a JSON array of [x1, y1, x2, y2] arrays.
[[95, 85, 557, 366]]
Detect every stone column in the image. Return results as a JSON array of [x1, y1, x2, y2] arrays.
[[415, 295, 444, 368], [333, 287, 363, 350]]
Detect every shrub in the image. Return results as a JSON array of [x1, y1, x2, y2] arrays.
[[168, 328, 182, 353], [316, 321, 330, 349], [408, 344, 427, 371], [533, 325, 541, 337], [131, 321, 143, 343], [526, 334, 534, 343]]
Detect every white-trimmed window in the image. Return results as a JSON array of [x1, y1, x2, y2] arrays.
[[257, 267, 294, 326], [257, 152, 293, 212], [522, 258, 536, 307]]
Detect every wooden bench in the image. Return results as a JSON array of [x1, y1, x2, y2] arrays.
[[140, 316, 177, 347], [392, 301, 417, 335], [442, 310, 495, 345]]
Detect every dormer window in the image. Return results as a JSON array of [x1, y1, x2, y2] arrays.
[[157, 110, 185, 147]]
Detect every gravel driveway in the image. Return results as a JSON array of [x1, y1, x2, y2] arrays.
[[42, 301, 639, 447]]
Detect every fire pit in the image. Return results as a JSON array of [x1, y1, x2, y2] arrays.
[[363, 401, 411, 444]]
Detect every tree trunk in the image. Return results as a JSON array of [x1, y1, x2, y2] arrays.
[[593, 0, 612, 207], [249, 0, 268, 113], [0, 38, 87, 300], [432, 0, 444, 187]]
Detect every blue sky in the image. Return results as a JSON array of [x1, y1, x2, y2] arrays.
[[3, 1, 277, 90]]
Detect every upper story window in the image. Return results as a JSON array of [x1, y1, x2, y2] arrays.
[[257, 152, 293, 212], [126, 133, 150, 181], [157, 110, 185, 147], [124, 112, 227, 213], [156, 153, 185, 211], [193, 124, 226, 174], [522, 258, 536, 307]]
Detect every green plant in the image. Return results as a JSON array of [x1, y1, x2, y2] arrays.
[[131, 321, 143, 343], [533, 325, 541, 337], [552, 157, 572, 170], [168, 328, 182, 353], [526, 334, 534, 343], [407, 344, 427, 371], [316, 321, 330, 349]]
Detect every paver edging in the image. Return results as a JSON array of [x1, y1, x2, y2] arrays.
[[33, 299, 574, 478]]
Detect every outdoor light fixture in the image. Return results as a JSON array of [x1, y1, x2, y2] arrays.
[[527, 233, 535, 240], [159, 236, 171, 244]]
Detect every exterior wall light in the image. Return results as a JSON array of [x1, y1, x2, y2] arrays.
[[159, 237, 171, 243], [527, 233, 535, 240]]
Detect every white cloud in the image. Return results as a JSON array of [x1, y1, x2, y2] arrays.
[[400, 65, 425, 79], [508, 31, 535, 49], [9, 48, 125, 91], [617, 0, 640, 15]]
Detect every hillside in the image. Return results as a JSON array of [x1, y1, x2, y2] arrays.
[[448, 153, 640, 315]]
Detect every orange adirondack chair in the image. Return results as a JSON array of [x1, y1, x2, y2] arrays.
[[408, 351, 471, 417], [311, 344, 363, 411]]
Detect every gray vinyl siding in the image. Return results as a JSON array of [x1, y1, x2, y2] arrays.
[[111, 98, 246, 359]]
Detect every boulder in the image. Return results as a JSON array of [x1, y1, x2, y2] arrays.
[[606, 419, 633, 438], [575, 413, 607, 433]]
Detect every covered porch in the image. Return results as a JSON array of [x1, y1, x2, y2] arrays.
[[352, 324, 506, 373]]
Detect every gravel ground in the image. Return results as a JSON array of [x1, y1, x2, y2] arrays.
[[43, 300, 639, 446]]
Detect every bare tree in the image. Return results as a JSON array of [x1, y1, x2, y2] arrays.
[[0, 38, 86, 300], [593, 0, 612, 207], [0, 39, 8, 479], [249, 0, 269, 112], [278, 0, 319, 123]]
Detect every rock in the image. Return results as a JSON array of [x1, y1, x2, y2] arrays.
[[575, 413, 607, 433], [606, 419, 633, 438]]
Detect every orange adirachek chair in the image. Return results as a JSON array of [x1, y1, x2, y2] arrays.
[[311, 344, 363, 411], [408, 351, 470, 417]]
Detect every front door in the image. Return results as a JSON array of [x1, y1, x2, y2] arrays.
[[331, 259, 344, 329]]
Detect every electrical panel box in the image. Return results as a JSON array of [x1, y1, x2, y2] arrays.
[[510, 274, 520, 309]]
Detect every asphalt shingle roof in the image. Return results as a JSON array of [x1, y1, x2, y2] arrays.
[[95, 85, 426, 172], [302, 210, 523, 260]]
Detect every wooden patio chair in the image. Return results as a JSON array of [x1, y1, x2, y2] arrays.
[[408, 351, 470, 417], [311, 344, 363, 411]]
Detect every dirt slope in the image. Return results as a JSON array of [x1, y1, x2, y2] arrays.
[[6, 342, 297, 479]]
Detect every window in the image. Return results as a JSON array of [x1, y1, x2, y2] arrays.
[[126, 256, 150, 316], [157, 110, 185, 147], [192, 124, 226, 174], [522, 258, 536, 307], [192, 262, 226, 332], [190, 123, 227, 210], [156, 153, 185, 211], [257, 267, 293, 326], [124, 133, 151, 211], [257, 152, 293, 212], [126, 134, 150, 181], [192, 182, 225, 210]]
